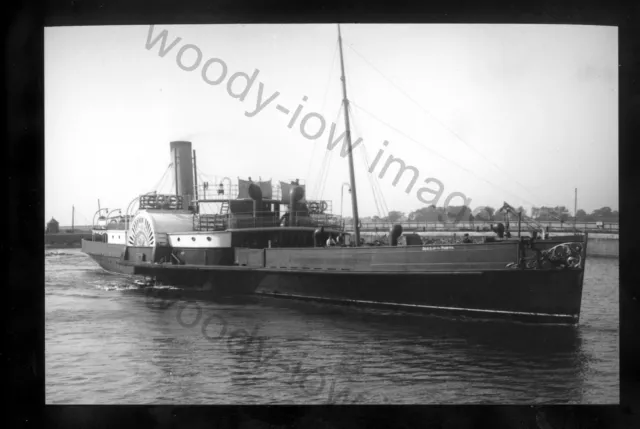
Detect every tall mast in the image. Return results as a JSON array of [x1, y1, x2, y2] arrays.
[[337, 24, 361, 246]]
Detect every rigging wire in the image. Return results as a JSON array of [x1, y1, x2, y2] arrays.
[[311, 149, 330, 198], [316, 149, 332, 199], [313, 104, 343, 199], [344, 42, 543, 205], [168, 163, 175, 197], [150, 163, 172, 193], [318, 142, 333, 200], [365, 149, 386, 218], [317, 106, 343, 197], [316, 143, 332, 199], [195, 167, 214, 187], [360, 125, 391, 216], [360, 145, 384, 218], [156, 164, 173, 194], [341, 38, 388, 219], [73, 208, 91, 226], [366, 145, 390, 217], [312, 153, 326, 198], [351, 101, 537, 208], [321, 39, 340, 114], [305, 39, 340, 188], [318, 105, 346, 200], [348, 103, 388, 218]]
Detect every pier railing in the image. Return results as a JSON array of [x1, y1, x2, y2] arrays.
[[344, 220, 619, 233]]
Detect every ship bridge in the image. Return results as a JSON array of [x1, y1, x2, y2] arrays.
[[193, 195, 343, 232]]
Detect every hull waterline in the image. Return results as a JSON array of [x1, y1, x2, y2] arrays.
[[82, 239, 585, 324]]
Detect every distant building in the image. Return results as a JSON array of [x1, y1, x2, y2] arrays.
[[46, 217, 59, 234], [531, 206, 569, 221]]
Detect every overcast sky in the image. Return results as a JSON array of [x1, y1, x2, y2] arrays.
[[45, 24, 617, 225]]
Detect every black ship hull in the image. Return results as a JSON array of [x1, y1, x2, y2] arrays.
[[252, 268, 584, 324], [89, 253, 136, 275], [82, 238, 586, 324]]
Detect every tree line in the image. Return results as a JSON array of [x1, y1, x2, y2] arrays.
[[355, 205, 619, 223]]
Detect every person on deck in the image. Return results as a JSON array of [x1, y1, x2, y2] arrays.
[[338, 233, 347, 246], [462, 233, 472, 243], [326, 235, 337, 247]]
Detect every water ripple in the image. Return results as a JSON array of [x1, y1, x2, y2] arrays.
[[45, 250, 618, 404]]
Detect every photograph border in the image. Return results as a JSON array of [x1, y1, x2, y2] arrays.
[[8, 0, 636, 427]]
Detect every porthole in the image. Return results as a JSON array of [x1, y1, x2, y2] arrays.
[[191, 237, 196, 242], [207, 237, 212, 241], [177, 237, 181, 242]]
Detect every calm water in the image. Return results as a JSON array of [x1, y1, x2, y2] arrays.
[[45, 249, 618, 404]]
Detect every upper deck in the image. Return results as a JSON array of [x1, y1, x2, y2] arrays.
[[193, 210, 343, 231], [97, 191, 346, 234]]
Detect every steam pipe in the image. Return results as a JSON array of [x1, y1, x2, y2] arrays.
[[340, 182, 350, 220], [390, 224, 403, 246], [174, 148, 179, 198]]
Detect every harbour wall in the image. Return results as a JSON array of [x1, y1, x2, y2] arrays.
[[585, 235, 619, 258], [44, 232, 92, 248]]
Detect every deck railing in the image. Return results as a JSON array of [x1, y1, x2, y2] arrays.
[[198, 182, 314, 201], [193, 211, 344, 231], [139, 194, 184, 210]]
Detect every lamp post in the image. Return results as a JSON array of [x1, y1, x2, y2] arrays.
[[574, 187, 578, 232], [341, 182, 351, 221]]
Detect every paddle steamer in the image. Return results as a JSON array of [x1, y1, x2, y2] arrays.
[[82, 26, 587, 324]]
